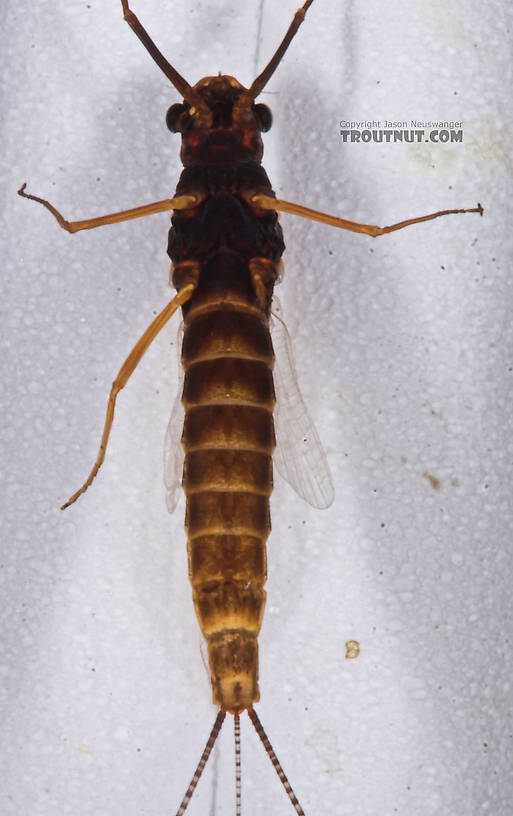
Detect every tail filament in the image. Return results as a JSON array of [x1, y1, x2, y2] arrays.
[[175, 710, 226, 816], [234, 712, 242, 816], [174, 707, 307, 816], [248, 707, 306, 816]]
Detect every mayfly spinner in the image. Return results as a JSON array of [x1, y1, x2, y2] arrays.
[[18, 1, 482, 813]]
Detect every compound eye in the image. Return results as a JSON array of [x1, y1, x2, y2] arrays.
[[166, 103, 188, 132], [253, 103, 272, 133]]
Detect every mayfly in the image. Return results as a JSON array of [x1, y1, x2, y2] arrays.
[[18, 1, 482, 813]]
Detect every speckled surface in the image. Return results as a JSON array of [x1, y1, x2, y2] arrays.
[[2, 1, 512, 815]]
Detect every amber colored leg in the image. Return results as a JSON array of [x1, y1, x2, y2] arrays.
[[18, 183, 198, 233], [248, 192, 483, 237], [61, 284, 195, 510]]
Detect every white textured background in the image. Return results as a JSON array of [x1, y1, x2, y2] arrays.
[[1, 1, 511, 815]]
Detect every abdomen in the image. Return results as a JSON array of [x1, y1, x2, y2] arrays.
[[180, 254, 275, 713]]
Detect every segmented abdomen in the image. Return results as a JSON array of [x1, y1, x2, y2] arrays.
[[181, 254, 275, 713]]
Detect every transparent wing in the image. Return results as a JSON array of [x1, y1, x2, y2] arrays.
[[163, 322, 184, 513], [272, 298, 334, 509], [164, 309, 334, 512]]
